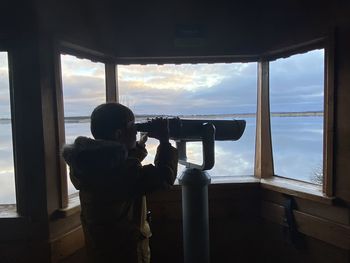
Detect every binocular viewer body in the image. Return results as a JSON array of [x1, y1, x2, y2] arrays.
[[136, 118, 246, 171], [136, 118, 246, 142]]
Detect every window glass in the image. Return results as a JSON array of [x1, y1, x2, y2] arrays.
[[61, 54, 106, 194], [0, 52, 16, 204], [118, 63, 257, 180], [270, 49, 324, 184]]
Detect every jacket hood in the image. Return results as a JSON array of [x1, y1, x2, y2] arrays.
[[62, 136, 127, 175]]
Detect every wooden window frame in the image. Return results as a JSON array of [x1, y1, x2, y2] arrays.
[[256, 36, 335, 198], [54, 37, 334, 210], [55, 42, 118, 208]]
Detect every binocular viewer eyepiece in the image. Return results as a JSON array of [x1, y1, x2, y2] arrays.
[[135, 118, 246, 142]]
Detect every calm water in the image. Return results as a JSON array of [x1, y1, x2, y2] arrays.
[[0, 116, 323, 202]]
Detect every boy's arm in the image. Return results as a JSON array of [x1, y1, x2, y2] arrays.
[[153, 141, 178, 185], [126, 142, 178, 196], [124, 118, 178, 195], [128, 133, 148, 162], [128, 142, 148, 162]]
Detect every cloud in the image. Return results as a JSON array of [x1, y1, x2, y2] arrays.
[[118, 63, 250, 91], [0, 67, 11, 118], [270, 49, 324, 112], [61, 54, 105, 79], [61, 56, 106, 116], [0, 52, 8, 68], [58, 49, 324, 117], [118, 62, 258, 115]]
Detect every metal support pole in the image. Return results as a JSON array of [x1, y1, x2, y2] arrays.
[[179, 168, 211, 263]]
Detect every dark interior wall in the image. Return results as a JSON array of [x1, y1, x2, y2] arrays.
[[292, 1, 350, 203], [34, 0, 264, 57], [260, 221, 349, 263], [1, 1, 37, 39], [32, 0, 339, 58], [1, 1, 350, 262], [334, 9, 350, 201]]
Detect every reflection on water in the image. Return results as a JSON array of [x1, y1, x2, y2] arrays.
[[0, 116, 323, 202], [0, 123, 15, 204], [140, 117, 257, 178], [271, 116, 323, 183]]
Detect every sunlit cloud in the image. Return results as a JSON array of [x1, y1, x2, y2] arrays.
[[118, 62, 258, 115], [61, 54, 105, 79], [61, 55, 106, 116], [58, 55, 260, 116], [118, 63, 251, 91]]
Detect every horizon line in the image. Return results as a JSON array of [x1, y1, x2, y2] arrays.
[[0, 110, 324, 121]]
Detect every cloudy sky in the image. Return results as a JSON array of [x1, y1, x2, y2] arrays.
[[0, 49, 324, 118], [118, 62, 258, 115], [63, 49, 324, 116], [61, 55, 106, 117], [0, 52, 11, 118], [270, 49, 324, 112]]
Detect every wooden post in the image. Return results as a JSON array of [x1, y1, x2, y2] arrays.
[[323, 34, 335, 196], [255, 61, 274, 178], [105, 63, 118, 102]]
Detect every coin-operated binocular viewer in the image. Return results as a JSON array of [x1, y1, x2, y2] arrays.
[[137, 118, 246, 263]]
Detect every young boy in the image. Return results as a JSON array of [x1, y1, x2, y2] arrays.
[[62, 103, 178, 263]]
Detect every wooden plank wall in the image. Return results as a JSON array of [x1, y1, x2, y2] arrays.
[[260, 189, 350, 263], [147, 183, 261, 263], [58, 184, 350, 263]]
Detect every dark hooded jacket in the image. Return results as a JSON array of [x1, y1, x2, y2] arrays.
[[62, 136, 178, 263]]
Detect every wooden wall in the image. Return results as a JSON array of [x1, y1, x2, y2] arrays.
[[59, 183, 262, 263], [60, 183, 350, 263], [260, 188, 350, 263]]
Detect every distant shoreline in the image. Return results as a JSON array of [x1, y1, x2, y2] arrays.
[[0, 111, 324, 124]]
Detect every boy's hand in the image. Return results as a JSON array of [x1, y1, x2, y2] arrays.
[[147, 118, 169, 143], [138, 132, 148, 147]]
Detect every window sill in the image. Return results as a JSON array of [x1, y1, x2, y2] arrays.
[[261, 176, 334, 205], [0, 204, 19, 218], [0, 204, 29, 222], [0, 205, 32, 240], [54, 193, 81, 218], [174, 175, 259, 185], [210, 175, 260, 184]]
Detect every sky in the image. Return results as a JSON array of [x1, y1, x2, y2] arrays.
[[61, 55, 106, 117], [0, 52, 11, 118], [270, 49, 324, 112], [118, 63, 258, 115], [0, 49, 324, 118], [63, 49, 324, 116]]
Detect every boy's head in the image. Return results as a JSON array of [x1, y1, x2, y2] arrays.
[[90, 103, 137, 149]]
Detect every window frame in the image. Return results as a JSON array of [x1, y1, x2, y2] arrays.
[[55, 41, 118, 208], [55, 36, 335, 210], [256, 36, 334, 197]]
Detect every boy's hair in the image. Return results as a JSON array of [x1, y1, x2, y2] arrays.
[[90, 103, 134, 140]]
